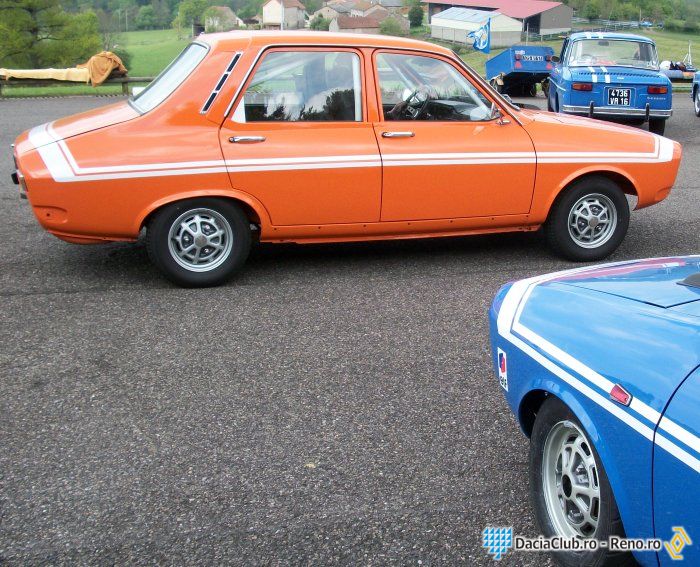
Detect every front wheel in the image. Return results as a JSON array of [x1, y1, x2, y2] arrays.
[[544, 177, 630, 261], [694, 88, 700, 117], [146, 198, 252, 287], [648, 118, 666, 135], [530, 397, 635, 567]]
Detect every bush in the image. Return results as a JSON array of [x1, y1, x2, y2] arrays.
[[110, 45, 132, 71], [408, 5, 423, 27], [380, 17, 404, 36], [310, 15, 331, 30]]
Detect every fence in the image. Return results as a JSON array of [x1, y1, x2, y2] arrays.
[[0, 76, 154, 97]]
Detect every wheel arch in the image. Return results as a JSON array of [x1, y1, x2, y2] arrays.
[[520, 381, 653, 543], [544, 169, 638, 218], [136, 189, 272, 235]]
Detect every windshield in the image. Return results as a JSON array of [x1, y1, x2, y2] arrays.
[[567, 39, 659, 69], [131, 43, 208, 113]]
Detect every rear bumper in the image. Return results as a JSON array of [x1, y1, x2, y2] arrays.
[[562, 105, 672, 119]]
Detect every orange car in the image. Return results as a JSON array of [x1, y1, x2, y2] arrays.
[[12, 32, 682, 287]]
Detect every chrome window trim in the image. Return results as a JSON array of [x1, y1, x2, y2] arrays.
[[200, 52, 242, 114], [224, 43, 484, 122]]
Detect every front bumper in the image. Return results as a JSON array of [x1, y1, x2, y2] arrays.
[[562, 104, 672, 119]]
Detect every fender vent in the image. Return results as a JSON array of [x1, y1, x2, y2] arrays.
[[200, 53, 241, 114]]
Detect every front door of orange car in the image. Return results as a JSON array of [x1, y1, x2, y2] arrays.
[[220, 48, 381, 226], [373, 51, 536, 222]]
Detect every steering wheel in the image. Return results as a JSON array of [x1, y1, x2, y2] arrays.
[[404, 85, 435, 119]]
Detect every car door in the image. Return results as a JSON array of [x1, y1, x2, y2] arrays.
[[220, 48, 381, 226], [372, 50, 536, 222], [653, 366, 700, 565]]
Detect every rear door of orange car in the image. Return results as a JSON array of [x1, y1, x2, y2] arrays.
[[371, 49, 537, 222], [219, 47, 382, 226]]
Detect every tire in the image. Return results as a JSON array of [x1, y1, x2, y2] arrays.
[[544, 176, 630, 262], [146, 197, 252, 287], [529, 397, 635, 567], [490, 79, 502, 94], [695, 87, 700, 117], [527, 83, 538, 97], [648, 118, 666, 135]]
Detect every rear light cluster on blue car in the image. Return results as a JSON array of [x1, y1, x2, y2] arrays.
[[648, 86, 668, 94], [572, 83, 593, 91]]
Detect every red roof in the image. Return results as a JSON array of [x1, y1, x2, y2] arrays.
[[335, 14, 381, 28], [421, 0, 563, 19]]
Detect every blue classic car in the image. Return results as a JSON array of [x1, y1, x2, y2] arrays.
[[548, 32, 673, 135], [692, 72, 700, 116], [489, 257, 700, 566]]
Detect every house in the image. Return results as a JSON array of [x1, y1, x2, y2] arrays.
[[312, 1, 352, 21], [262, 0, 307, 29], [329, 14, 381, 33], [364, 4, 390, 19], [204, 6, 245, 32], [422, 0, 572, 35], [430, 8, 522, 47], [349, 0, 374, 16]]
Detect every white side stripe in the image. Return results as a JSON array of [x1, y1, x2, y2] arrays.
[[496, 262, 700, 474], [29, 121, 676, 183]]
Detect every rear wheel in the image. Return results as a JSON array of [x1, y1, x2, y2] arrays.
[[694, 88, 700, 117], [146, 198, 252, 287], [530, 397, 635, 567], [544, 176, 629, 261], [490, 79, 502, 94], [648, 118, 666, 135]]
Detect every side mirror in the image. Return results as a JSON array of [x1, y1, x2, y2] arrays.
[[551, 56, 560, 63]]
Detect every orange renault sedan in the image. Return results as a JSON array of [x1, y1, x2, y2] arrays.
[[12, 32, 682, 286]]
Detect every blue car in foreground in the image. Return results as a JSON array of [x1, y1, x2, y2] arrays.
[[490, 257, 699, 566], [548, 32, 672, 135]]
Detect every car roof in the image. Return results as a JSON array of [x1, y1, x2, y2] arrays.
[[568, 31, 655, 43], [197, 30, 455, 56]]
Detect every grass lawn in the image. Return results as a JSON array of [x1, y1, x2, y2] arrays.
[[2, 27, 698, 97]]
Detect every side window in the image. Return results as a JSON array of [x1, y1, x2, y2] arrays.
[[559, 39, 569, 62], [233, 50, 362, 123], [376, 52, 492, 122]]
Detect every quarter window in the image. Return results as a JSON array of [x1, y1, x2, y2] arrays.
[[376, 53, 492, 122], [233, 51, 362, 122]]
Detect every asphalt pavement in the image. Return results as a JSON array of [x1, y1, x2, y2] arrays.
[[1, 93, 698, 565]]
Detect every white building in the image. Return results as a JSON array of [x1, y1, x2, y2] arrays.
[[262, 0, 307, 29], [430, 8, 522, 47]]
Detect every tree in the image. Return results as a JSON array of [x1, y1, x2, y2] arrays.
[[408, 5, 423, 27], [176, 0, 209, 26], [136, 4, 155, 27], [582, 0, 601, 21], [380, 16, 404, 36], [310, 15, 330, 30], [0, 0, 101, 68], [151, 0, 171, 27]]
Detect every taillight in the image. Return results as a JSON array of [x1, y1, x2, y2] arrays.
[[572, 83, 593, 91], [610, 384, 632, 406], [514, 54, 522, 61], [648, 86, 668, 94], [545, 55, 552, 62]]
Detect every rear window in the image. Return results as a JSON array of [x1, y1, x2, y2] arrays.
[[131, 43, 208, 113]]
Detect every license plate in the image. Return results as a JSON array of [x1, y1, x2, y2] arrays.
[[522, 55, 544, 62], [608, 88, 631, 106]]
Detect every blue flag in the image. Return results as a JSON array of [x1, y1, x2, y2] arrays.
[[468, 18, 491, 54]]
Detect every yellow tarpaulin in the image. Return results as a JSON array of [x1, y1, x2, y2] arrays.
[[0, 67, 90, 82], [0, 51, 127, 86]]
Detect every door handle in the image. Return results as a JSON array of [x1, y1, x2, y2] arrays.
[[229, 136, 266, 143], [382, 131, 415, 138]]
